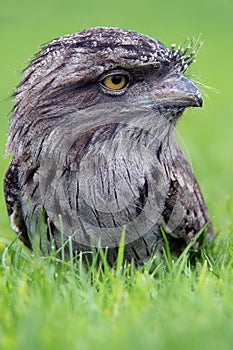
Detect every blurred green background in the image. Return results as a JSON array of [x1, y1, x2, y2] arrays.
[[0, 0, 232, 240]]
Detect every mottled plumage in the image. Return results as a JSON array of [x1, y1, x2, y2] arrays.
[[4, 27, 214, 264]]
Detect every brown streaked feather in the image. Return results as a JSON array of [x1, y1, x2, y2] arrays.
[[4, 158, 30, 247]]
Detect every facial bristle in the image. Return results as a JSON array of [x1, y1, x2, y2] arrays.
[[168, 37, 203, 72]]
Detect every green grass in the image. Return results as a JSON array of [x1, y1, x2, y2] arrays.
[[1, 230, 233, 350], [1, 0, 233, 349]]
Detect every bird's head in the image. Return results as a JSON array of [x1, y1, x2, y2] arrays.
[[9, 27, 203, 153]]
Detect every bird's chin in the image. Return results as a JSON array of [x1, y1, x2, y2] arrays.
[[175, 107, 186, 118], [155, 105, 186, 122]]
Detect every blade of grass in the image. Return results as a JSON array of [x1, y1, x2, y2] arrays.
[[160, 226, 172, 271], [116, 227, 126, 277], [173, 223, 209, 270]]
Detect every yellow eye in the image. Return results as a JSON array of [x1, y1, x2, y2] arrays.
[[101, 74, 129, 91]]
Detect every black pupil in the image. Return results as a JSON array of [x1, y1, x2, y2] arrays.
[[111, 75, 124, 85]]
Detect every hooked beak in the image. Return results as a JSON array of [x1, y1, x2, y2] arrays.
[[153, 74, 203, 110]]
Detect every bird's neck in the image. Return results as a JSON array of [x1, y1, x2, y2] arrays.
[[85, 117, 177, 160]]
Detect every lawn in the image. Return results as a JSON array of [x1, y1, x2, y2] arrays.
[[0, 0, 233, 349]]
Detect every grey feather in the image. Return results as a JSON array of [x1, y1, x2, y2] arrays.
[[4, 27, 214, 264]]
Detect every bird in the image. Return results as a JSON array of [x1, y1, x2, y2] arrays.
[[4, 27, 214, 265]]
